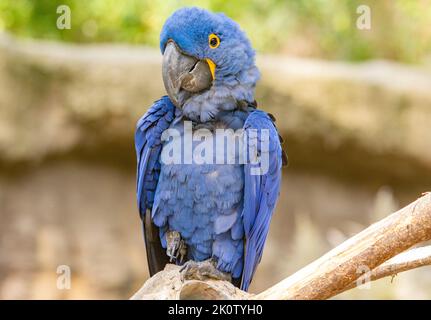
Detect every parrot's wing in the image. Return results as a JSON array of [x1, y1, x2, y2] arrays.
[[241, 110, 287, 291], [135, 96, 177, 276]]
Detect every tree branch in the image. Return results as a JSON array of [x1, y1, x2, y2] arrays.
[[132, 193, 431, 300], [254, 193, 431, 299], [342, 245, 431, 292]]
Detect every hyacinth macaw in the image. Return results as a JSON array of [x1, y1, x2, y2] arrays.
[[135, 7, 287, 291]]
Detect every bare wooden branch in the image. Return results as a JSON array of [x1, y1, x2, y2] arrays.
[[254, 193, 431, 300], [342, 245, 431, 292], [132, 193, 431, 300]]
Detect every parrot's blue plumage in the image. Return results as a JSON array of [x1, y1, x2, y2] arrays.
[[135, 7, 285, 291], [135, 96, 179, 217]]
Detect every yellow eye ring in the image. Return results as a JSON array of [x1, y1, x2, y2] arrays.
[[208, 34, 220, 49]]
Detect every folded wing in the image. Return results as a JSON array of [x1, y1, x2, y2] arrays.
[[135, 96, 178, 276], [241, 110, 286, 291]]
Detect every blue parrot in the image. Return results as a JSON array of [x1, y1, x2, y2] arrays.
[[135, 7, 287, 291]]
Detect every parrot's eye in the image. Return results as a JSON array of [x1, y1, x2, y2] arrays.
[[208, 34, 220, 49]]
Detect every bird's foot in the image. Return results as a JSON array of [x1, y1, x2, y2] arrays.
[[179, 258, 231, 282], [166, 231, 187, 264]]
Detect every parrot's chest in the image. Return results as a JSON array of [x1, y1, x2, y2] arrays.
[[153, 118, 245, 264], [157, 119, 245, 221]]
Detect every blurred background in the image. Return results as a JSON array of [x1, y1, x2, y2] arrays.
[[0, 0, 431, 299]]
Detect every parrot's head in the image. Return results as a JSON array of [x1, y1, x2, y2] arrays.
[[160, 7, 260, 122]]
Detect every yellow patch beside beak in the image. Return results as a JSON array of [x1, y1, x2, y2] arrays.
[[205, 58, 216, 80]]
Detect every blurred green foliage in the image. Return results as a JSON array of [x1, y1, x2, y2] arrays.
[[0, 0, 430, 63]]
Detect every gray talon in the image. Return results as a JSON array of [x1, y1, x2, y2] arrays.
[[166, 231, 187, 263], [179, 258, 231, 282]]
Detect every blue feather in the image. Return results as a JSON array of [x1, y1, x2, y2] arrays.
[[135, 96, 177, 218], [240, 110, 283, 291]]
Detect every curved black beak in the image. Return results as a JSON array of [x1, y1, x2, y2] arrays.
[[162, 41, 213, 108]]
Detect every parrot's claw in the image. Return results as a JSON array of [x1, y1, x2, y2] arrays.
[[179, 258, 232, 282], [166, 231, 187, 263]]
